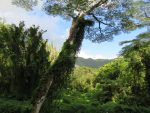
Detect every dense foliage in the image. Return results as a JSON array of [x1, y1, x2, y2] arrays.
[[0, 98, 32, 113], [11, 0, 150, 113], [0, 22, 58, 112], [0, 22, 150, 113], [0, 0, 150, 112], [47, 32, 150, 113]]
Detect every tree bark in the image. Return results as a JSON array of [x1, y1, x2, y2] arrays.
[[31, 77, 53, 113], [30, 15, 90, 113]]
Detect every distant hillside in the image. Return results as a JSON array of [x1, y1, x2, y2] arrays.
[[76, 57, 112, 68]]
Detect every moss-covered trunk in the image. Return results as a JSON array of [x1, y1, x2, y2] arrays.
[[31, 15, 89, 113]]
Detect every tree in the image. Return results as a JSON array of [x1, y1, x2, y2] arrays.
[[0, 22, 57, 100], [126, 0, 150, 29], [120, 32, 150, 94], [93, 58, 131, 102], [11, 0, 148, 113]]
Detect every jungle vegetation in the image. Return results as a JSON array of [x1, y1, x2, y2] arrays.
[[0, 21, 150, 113], [0, 0, 150, 113]]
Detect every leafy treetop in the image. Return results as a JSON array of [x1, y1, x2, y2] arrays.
[[12, 0, 149, 43]]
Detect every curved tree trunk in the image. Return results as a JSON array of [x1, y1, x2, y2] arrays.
[[31, 15, 91, 113], [31, 77, 53, 113]]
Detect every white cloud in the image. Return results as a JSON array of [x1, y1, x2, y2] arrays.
[[78, 51, 105, 59], [0, 0, 68, 49], [78, 51, 117, 59]]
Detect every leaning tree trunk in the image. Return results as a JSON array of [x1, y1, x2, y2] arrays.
[[31, 15, 92, 113]]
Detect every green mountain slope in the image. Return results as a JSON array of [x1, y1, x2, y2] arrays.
[[76, 57, 112, 68]]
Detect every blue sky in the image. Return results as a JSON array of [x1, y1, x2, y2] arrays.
[[0, 0, 147, 59], [80, 28, 147, 59]]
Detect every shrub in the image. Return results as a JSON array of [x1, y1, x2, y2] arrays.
[[0, 98, 32, 113]]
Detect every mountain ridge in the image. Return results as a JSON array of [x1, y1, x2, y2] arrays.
[[76, 57, 112, 68]]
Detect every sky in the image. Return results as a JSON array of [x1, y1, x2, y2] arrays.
[[0, 0, 147, 59]]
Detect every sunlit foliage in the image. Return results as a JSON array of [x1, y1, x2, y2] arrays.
[[0, 22, 57, 100]]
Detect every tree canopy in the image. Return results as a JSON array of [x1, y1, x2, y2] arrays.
[[12, 0, 143, 42]]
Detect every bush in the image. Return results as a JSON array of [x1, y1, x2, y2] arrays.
[[0, 98, 32, 113], [98, 102, 150, 113]]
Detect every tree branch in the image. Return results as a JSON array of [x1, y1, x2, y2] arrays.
[[90, 13, 113, 27], [85, 0, 108, 15], [143, 10, 150, 19]]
